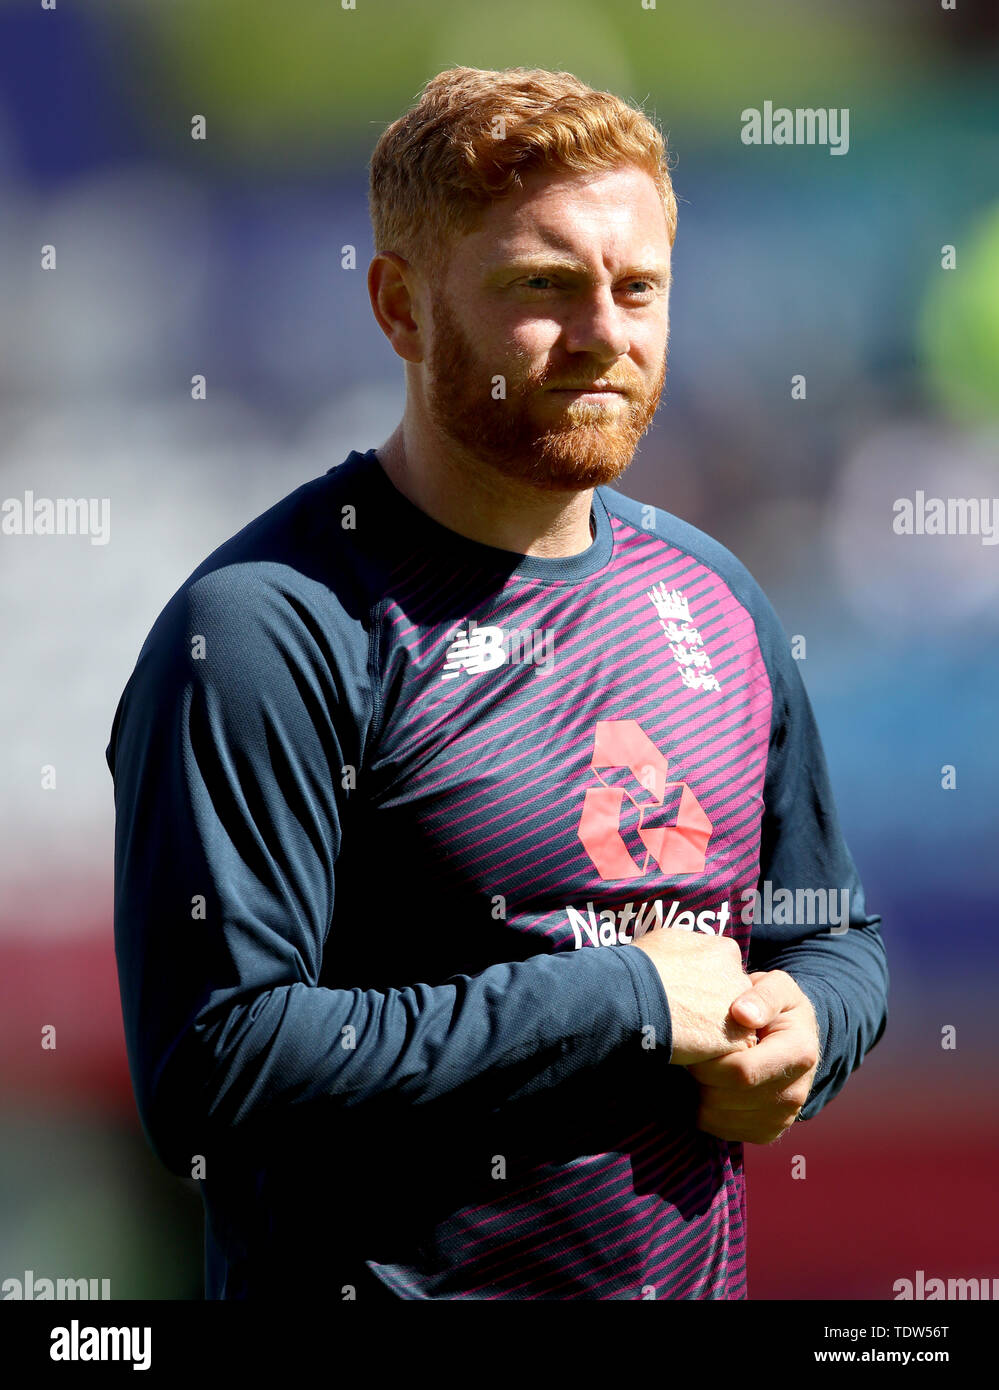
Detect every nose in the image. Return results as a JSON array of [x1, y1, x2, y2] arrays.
[[560, 285, 631, 361]]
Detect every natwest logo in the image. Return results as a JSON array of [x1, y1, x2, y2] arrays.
[[566, 897, 732, 949], [576, 719, 712, 880]]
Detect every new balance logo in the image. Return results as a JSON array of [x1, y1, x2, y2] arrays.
[[441, 618, 555, 680]]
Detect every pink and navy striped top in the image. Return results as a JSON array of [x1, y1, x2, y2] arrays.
[[106, 446, 888, 1300]]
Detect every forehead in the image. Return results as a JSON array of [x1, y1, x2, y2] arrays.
[[459, 164, 670, 270]]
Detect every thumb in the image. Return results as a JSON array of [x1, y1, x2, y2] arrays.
[[730, 971, 793, 1028]]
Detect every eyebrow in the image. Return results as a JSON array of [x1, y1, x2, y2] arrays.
[[488, 257, 672, 287]]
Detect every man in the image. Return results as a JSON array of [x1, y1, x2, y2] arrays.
[[106, 66, 888, 1300]]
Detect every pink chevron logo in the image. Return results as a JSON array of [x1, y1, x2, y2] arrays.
[[577, 719, 712, 880]]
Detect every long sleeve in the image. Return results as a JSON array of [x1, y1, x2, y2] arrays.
[[745, 597, 888, 1120], [107, 564, 670, 1178]]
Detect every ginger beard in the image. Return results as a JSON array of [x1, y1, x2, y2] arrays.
[[425, 286, 667, 491]]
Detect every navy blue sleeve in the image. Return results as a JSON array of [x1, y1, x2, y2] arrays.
[[745, 592, 888, 1120], [106, 565, 670, 1178]]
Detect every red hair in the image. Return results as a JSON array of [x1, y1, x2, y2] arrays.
[[368, 66, 677, 286]]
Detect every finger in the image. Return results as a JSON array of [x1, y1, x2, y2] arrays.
[[696, 1095, 803, 1142], [686, 1037, 763, 1083], [695, 1077, 813, 1113], [729, 969, 798, 1028], [697, 1110, 798, 1145], [688, 1028, 814, 1089]]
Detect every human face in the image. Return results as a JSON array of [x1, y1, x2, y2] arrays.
[[424, 163, 671, 492]]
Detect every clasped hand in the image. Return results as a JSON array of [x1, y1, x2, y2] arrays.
[[687, 970, 820, 1145]]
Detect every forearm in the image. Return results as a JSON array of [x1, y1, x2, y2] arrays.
[[132, 943, 670, 1176]]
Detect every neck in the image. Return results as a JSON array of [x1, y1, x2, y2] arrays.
[[374, 423, 595, 558]]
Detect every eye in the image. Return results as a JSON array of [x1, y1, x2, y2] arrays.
[[519, 275, 658, 298]]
